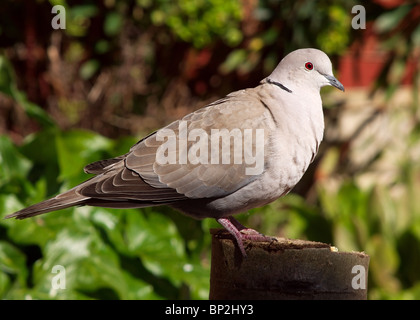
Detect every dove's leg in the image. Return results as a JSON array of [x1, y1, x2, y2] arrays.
[[216, 216, 276, 257]]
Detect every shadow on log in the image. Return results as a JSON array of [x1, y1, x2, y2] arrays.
[[209, 229, 369, 300]]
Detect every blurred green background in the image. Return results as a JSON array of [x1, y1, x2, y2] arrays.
[[1, 0, 420, 299]]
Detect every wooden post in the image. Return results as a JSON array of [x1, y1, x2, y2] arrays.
[[209, 229, 370, 300]]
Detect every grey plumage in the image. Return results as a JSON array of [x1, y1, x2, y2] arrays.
[[5, 48, 344, 256]]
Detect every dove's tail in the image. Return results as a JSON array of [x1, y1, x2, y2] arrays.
[[4, 188, 89, 220]]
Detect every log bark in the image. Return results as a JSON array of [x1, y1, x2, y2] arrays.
[[209, 229, 369, 300]]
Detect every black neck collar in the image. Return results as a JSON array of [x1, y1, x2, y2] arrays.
[[265, 78, 292, 93]]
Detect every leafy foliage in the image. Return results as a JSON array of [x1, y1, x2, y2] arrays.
[[0, 130, 210, 299], [148, 0, 243, 48], [371, 3, 420, 100], [1, 0, 420, 300]]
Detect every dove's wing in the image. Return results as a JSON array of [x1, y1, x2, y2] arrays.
[[78, 87, 272, 201]]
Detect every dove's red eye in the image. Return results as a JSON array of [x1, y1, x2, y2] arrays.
[[305, 62, 313, 70]]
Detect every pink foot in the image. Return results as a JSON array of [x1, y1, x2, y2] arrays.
[[217, 216, 277, 257]]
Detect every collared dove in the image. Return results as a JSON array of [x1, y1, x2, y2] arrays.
[[6, 48, 344, 256]]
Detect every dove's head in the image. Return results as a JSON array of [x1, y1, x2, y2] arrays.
[[267, 48, 344, 92]]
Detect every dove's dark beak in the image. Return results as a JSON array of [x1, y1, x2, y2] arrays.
[[324, 74, 345, 92]]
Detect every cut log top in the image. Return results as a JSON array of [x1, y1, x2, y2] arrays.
[[210, 229, 370, 300]]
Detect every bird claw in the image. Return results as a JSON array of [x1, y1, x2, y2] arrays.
[[239, 228, 277, 243], [217, 216, 277, 257]]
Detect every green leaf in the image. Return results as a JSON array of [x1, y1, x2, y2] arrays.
[[124, 209, 184, 258], [0, 55, 55, 128], [374, 5, 412, 33], [79, 59, 100, 80], [0, 241, 27, 278], [11, 89, 56, 128], [0, 135, 31, 184], [0, 55, 14, 96], [104, 12, 123, 37], [27, 211, 160, 299], [94, 40, 110, 54], [219, 49, 247, 74], [0, 241, 28, 298], [0, 272, 11, 298], [70, 4, 98, 19], [411, 23, 420, 46], [55, 130, 113, 183]]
